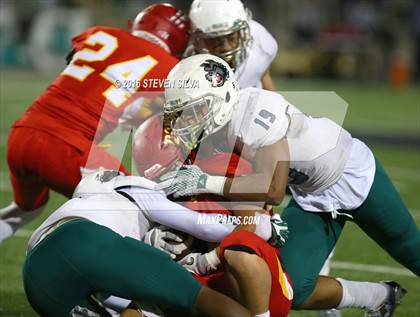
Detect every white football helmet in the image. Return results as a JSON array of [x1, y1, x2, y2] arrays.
[[189, 0, 253, 70], [164, 54, 239, 149]]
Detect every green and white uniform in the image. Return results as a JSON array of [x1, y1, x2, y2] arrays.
[[226, 87, 420, 307], [228, 87, 357, 198], [24, 176, 235, 317]]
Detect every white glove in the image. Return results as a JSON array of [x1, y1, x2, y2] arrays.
[[119, 96, 164, 130], [269, 214, 289, 248], [178, 249, 221, 275], [69, 306, 100, 317], [118, 98, 145, 130], [144, 225, 193, 259], [156, 165, 226, 198]]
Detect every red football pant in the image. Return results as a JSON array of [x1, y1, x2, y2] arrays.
[[7, 127, 128, 210], [195, 231, 293, 317]]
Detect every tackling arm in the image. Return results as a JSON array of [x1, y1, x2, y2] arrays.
[[123, 188, 235, 242], [156, 138, 290, 205], [223, 138, 289, 205]]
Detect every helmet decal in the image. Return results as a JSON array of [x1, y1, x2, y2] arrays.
[[163, 54, 239, 149], [200, 59, 229, 87]]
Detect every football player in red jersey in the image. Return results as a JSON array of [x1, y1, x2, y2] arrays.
[[0, 3, 190, 243]]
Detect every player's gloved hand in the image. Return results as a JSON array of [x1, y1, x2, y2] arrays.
[[156, 165, 226, 198], [118, 98, 145, 131], [69, 306, 100, 317], [119, 96, 164, 131], [178, 249, 221, 275], [144, 225, 193, 259], [268, 214, 289, 248]]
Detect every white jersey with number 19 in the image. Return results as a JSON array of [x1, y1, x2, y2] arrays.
[[226, 87, 375, 212]]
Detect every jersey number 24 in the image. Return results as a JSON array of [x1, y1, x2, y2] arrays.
[[62, 31, 158, 108]]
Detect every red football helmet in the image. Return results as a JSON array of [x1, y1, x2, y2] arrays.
[[133, 114, 183, 180], [130, 3, 190, 57]]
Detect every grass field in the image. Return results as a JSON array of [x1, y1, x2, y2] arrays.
[[0, 70, 419, 316]]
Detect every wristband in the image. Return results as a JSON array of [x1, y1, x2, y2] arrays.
[[205, 175, 227, 195], [204, 249, 221, 270], [254, 213, 272, 241]]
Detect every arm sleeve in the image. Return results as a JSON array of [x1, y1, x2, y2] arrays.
[[118, 187, 235, 242]]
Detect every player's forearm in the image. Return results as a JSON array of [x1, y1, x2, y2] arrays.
[[119, 187, 235, 242], [231, 207, 267, 233], [222, 173, 286, 205], [146, 203, 235, 242]]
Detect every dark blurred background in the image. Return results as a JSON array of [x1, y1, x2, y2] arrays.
[[1, 0, 419, 86]]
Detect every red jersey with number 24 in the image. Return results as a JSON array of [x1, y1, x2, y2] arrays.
[[14, 26, 178, 151]]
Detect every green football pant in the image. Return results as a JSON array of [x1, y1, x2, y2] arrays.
[[23, 219, 202, 317], [281, 158, 420, 308]]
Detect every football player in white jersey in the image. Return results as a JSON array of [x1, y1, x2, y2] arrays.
[[189, 4, 339, 313], [157, 54, 419, 317], [188, 0, 277, 90], [22, 170, 260, 317]]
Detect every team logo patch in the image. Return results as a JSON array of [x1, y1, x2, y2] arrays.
[[200, 59, 229, 87], [96, 170, 121, 183]]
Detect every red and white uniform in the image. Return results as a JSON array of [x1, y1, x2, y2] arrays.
[[218, 231, 293, 317], [8, 26, 178, 210], [188, 153, 293, 317]]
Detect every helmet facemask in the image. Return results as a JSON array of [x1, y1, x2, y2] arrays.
[[192, 20, 252, 70], [164, 93, 225, 149]]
